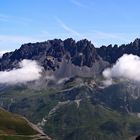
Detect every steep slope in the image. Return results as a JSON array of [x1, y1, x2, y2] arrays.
[[0, 107, 50, 140], [0, 78, 140, 140], [0, 108, 37, 135]]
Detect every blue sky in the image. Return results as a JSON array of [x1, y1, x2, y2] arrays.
[[0, 0, 140, 51]]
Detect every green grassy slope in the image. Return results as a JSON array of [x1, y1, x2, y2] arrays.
[[0, 108, 47, 140], [0, 108, 38, 135]]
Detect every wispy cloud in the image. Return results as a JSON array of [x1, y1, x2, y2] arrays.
[[93, 31, 129, 42], [40, 26, 133, 47], [0, 35, 38, 44], [0, 13, 32, 25], [0, 30, 133, 52], [0, 34, 47, 51], [81, 30, 131, 46], [55, 17, 82, 37], [70, 0, 87, 8]]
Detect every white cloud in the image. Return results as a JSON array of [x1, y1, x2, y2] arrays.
[[103, 54, 140, 83], [0, 60, 43, 85], [55, 18, 82, 37]]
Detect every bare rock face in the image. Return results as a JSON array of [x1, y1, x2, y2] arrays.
[[97, 38, 140, 63], [1, 38, 140, 78], [0, 38, 108, 77]]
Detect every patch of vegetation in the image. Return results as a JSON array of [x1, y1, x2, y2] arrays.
[[1, 79, 140, 140], [0, 108, 38, 135]]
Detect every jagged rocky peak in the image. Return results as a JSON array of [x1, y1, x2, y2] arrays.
[[132, 38, 140, 47], [3, 37, 140, 72], [0, 38, 102, 71], [97, 38, 140, 63], [2, 38, 140, 71], [72, 39, 99, 67]]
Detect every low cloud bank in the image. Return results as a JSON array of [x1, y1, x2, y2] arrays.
[[103, 54, 140, 85], [0, 59, 43, 85]]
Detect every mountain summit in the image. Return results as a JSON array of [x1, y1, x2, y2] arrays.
[[1, 38, 140, 71]]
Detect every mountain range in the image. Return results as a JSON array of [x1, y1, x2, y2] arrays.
[[0, 38, 140, 140], [1, 38, 140, 71]]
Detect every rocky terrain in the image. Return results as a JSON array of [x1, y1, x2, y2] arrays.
[[0, 38, 140, 140], [97, 38, 140, 63], [0, 39, 100, 68], [1, 38, 140, 71]]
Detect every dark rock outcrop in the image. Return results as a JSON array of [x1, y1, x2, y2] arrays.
[[1, 38, 140, 75], [0, 38, 106, 76], [97, 38, 140, 63]]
